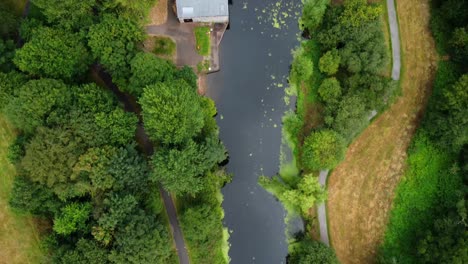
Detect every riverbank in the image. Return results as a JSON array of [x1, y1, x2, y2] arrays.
[[327, 0, 437, 262]]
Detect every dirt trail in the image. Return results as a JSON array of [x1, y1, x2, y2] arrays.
[[326, 0, 437, 263]]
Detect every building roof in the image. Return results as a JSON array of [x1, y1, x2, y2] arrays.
[[176, 0, 229, 18]]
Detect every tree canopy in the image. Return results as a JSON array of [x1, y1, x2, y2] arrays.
[[140, 80, 205, 144], [14, 27, 91, 79], [302, 130, 346, 171]]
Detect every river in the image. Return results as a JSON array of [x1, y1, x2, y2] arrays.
[[206, 1, 302, 263]]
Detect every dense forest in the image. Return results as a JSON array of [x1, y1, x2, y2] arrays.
[[262, 0, 396, 262], [0, 0, 229, 263], [380, 0, 467, 263]]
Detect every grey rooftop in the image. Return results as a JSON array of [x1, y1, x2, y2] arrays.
[[176, 0, 229, 18]]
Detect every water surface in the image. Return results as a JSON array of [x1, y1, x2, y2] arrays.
[[206, 1, 302, 263]]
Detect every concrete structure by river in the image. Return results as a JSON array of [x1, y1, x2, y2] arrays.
[[206, 1, 302, 263]]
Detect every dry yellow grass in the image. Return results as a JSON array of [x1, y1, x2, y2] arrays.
[[326, 0, 438, 263], [147, 0, 168, 26], [0, 116, 46, 264]]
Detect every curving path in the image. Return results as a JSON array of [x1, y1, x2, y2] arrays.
[[316, 0, 401, 247]]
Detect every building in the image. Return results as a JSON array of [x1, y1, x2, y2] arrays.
[[175, 0, 229, 23]]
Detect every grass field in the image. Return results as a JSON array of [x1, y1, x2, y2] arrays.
[[0, 116, 46, 264], [194, 26, 211, 56], [326, 0, 438, 263]]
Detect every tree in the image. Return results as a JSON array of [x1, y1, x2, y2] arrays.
[[300, 0, 330, 31], [4, 79, 68, 133], [319, 49, 340, 75], [0, 71, 26, 112], [290, 47, 314, 85], [140, 80, 204, 144], [0, 39, 16, 72], [100, 0, 156, 22], [332, 95, 369, 142], [9, 175, 62, 216], [109, 212, 175, 264], [14, 27, 90, 79], [0, 7, 19, 37], [450, 27, 468, 68], [59, 239, 110, 264], [88, 15, 144, 85], [21, 127, 87, 200], [128, 52, 175, 96], [53, 202, 92, 235], [288, 238, 339, 264], [31, 0, 95, 30], [302, 130, 346, 171], [180, 204, 225, 263], [281, 174, 327, 215], [318, 77, 341, 104], [151, 136, 226, 195]]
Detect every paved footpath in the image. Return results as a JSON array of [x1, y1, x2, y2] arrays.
[[316, 0, 402, 247]]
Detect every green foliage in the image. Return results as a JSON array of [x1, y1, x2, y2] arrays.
[[380, 132, 464, 263], [59, 239, 109, 264], [53, 203, 92, 235], [340, 0, 382, 28], [0, 39, 16, 72], [180, 204, 227, 263], [174, 66, 198, 89], [140, 80, 204, 144], [450, 27, 468, 68], [152, 36, 176, 56], [260, 174, 326, 216], [290, 47, 314, 86], [14, 27, 91, 79], [302, 130, 346, 171], [319, 49, 340, 75], [300, 0, 330, 31], [4, 79, 68, 133], [9, 175, 62, 216], [331, 95, 369, 142], [288, 237, 339, 264], [0, 71, 27, 112], [194, 26, 211, 56], [108, 212, 175, 264], [100, 0, 156, 22], [88, 15, 144, 84], [21, 127, 87, 199], [7, 135, 26, 164], [151, 136, 226, 195], [0, 6, 19, 37], [318, 77, 341, 104], [128, 52, 175, 96], [31, 0, 95, 30]]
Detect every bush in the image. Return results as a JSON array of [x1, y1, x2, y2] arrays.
[[302, 130, 346, 170], [152, 36, 176, 56], [318, 77, 341, 104], [288, 237, 339, 264], [319, 49, 340, 75]]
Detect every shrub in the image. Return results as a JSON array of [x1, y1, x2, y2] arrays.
[[302, 130, 346, 170], [319, 49, 340, 75]]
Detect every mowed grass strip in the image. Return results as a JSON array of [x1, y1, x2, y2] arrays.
[[0, 116, 46, 264], [326, 0, 437, 263], [194, 26, 210, 56]]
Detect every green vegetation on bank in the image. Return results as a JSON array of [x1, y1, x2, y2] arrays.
[[0, 0, 230, 263], [194, 26, 211, 56], [262, 0, 396, 261], [380, 1, 468, 261]]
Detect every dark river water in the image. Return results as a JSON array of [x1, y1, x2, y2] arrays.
[[206, 1, 302, 263]]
